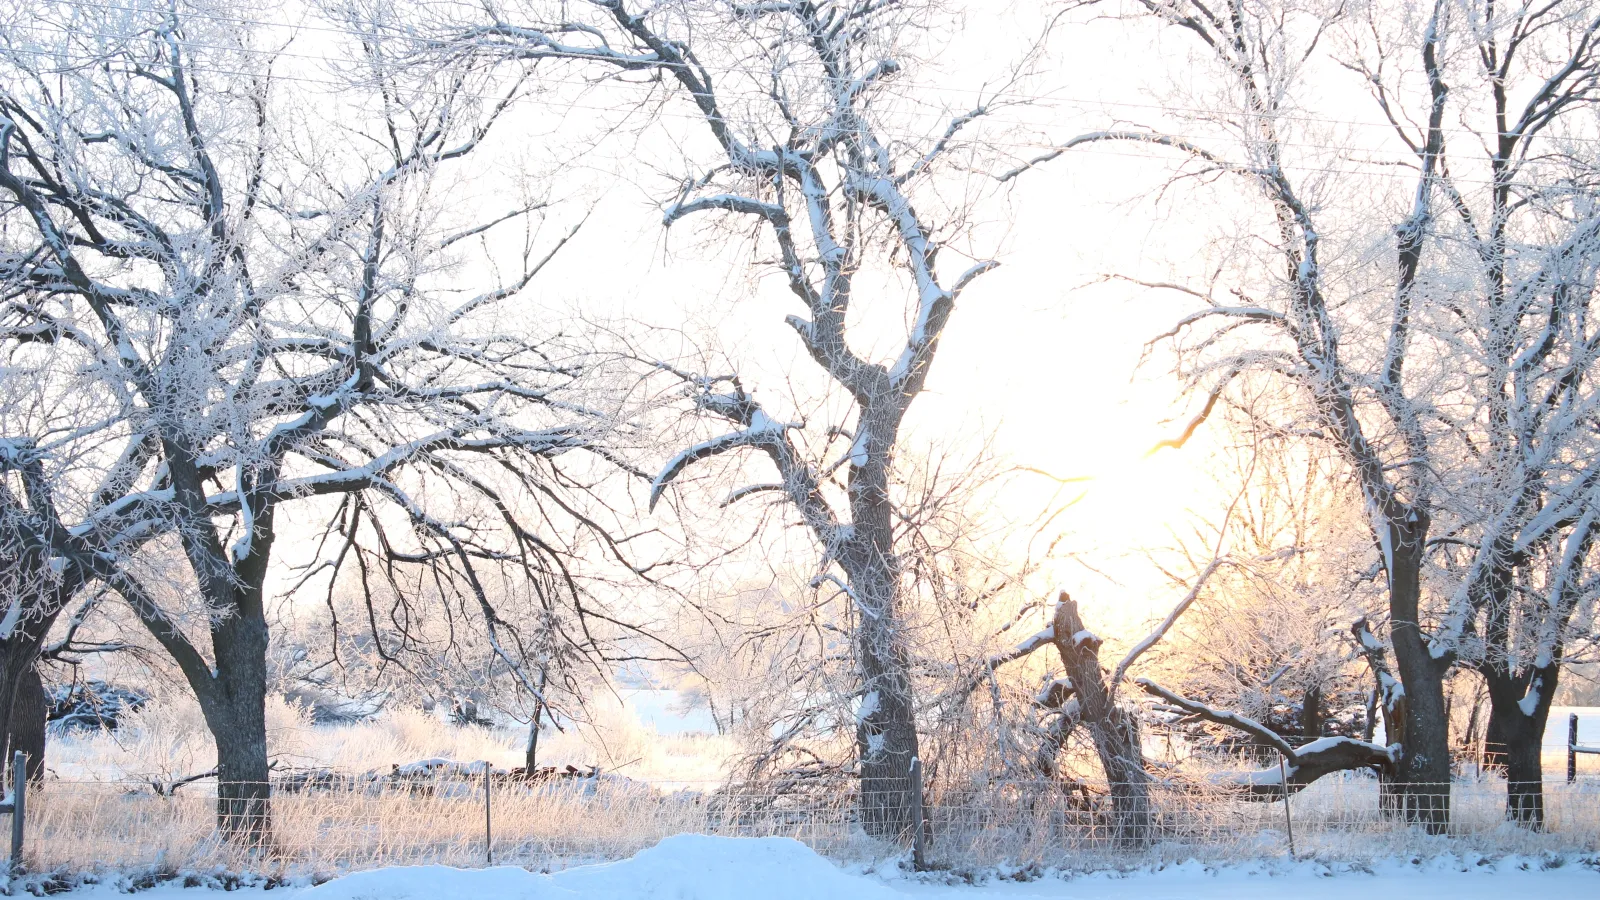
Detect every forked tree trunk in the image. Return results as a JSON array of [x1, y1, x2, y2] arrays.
[[1051, 593, 1150, 848], [150, 485, 277, 849]]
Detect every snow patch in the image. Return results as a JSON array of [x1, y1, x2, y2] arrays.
[[1518, 677, 1542, 717], [857, 690, 881, 723], [302, 835, 902, 900]]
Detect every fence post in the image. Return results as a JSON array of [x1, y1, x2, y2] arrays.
[[10, 750, 25, 876], [1571, 714, 1580, 785], [483, 761, 493, 866], [909, 756, 927, 870], [1277, 753, 1296, 858]]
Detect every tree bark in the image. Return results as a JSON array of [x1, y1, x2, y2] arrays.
[[1051, 593, 1150, 847], [1352, 617, 1407, 817], [8, 667, 46, 782], [0, 576, 76, 787], [841, 514, 921, 843], [201, 602, 273, 847], [1480, 661, 1556, 829], [831, 393, 924, 845], [524, 708, 542, 774], [134, 468, 278, 849], [1300, 684, 1323, 738], [1382, 513, 1452, 833]]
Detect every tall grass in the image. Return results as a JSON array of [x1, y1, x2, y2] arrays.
[[28, 701, 1600, 878], [18, 773, 1600, 877]]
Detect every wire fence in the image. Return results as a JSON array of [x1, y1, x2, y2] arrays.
[[13, 770, 1600, 877]]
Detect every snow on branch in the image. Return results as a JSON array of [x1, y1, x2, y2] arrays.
[[1136, 677, 1297, 758], [648, 412, 793, 512], [664, 193, 786, 226]]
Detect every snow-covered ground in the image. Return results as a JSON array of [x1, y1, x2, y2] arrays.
[[46, 835, 1598, 899]]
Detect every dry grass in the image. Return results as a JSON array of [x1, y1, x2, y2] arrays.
[[17, 773, 1600, 878], [28, 703, 1600, 877]]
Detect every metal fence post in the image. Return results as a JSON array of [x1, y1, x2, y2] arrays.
[[1572, 714, 1580, 785], [483, 761, 493, 866], [1277, 753, 1296, 858], [910, 756, 927, 870], [10, 750, 26, 876]]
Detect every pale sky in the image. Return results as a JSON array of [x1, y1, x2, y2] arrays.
[[257, 1, 1417, 638], [502, 5, 1244, 633]]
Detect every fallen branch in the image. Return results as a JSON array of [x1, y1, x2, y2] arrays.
[[1136, 678, 1394, 799]]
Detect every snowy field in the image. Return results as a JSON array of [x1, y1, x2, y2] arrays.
[[41, 835, 1600, 899]]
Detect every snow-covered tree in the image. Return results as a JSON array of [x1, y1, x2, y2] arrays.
[[0, 0, 629, 842], [413, 0, 1061, 842], [1046, 0, 1600, 831]]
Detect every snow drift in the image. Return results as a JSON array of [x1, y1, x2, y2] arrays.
[[302, 834, 902, 900]]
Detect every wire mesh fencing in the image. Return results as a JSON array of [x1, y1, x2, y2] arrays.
[[14, 772, 1600, 877]]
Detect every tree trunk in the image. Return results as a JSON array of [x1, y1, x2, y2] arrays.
[[148, 453, 278, 850], [1300, 684, 1323, 738], [841, 400, 923, 846], [1051, 593, 1150, 848], [1352, 617, 1408, 818], [1383, 512, 1452, 833], [8, 666, 46, 782], [0, 643, 42, 785], [0, 578, 74, 787], [524, 703, 543, 774], [199, 603, 273, 847], [1481, 661, 1556, 829], [846, 555, 922, 843], [1501, 719, 1546, 828]]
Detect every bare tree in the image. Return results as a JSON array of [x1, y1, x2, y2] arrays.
[[0, 0, 625, 843], [426, 0, 1054, 841], [1358, 1, 1600, 828], [1031, 0, 1600, 831]]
